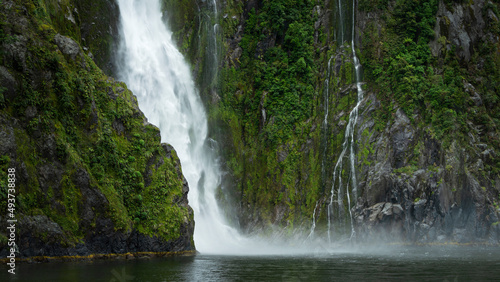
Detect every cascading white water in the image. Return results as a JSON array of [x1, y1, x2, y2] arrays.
[[327, 0, 363, 241], [323, 57, 334, 127], [116, 0, 320, 255], [116, 0, 243, 254], [306, 201, 320, 240], [349, 0, 362, 203], [116, 0, 366, 253]]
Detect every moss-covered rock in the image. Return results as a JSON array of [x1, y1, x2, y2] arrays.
[[0, 0, 194, 258]]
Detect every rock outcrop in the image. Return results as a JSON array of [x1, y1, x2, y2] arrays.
[[351, 0, 500, 243], [354, 94, 500, 243], [0, 0, 194, 258]]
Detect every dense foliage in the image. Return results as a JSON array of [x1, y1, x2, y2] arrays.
[[213, 0, 328, 226], [360, 0, 500, 166], [0, 0, 191, 247], [207, 0, 500, 232]]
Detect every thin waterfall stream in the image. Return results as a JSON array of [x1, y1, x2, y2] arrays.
[[327, 0, 363, 241]]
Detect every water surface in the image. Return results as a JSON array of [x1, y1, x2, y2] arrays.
[[2, 245, 499, 281]]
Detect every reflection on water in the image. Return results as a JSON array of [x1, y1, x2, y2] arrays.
[[2, 246, 500, 281]]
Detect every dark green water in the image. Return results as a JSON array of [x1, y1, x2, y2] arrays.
[[2, 245, 500, 281]]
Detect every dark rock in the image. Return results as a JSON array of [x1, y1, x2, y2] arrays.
[[0, 119, 16, 156], [230, 46, 242, 64], [116, 87, 125, 94], [38, 163, 64, 197], [39, 133, 57, 160], [365, 165, 392, 206], [334, 52, 343, 75], [481, 149, 495, 164], [430, 0, 489, 62], [0, 215, 69, 258], [0, 66, 17, 100], [74, 169, 108, 225], [87, 99, 99, 130], [107, 86, 118, 100], [24, 105, 37, 120], [112, 118, 125, 135], [413, 199, 428, 221], [54, 34, 82, 61], [4, 35, 28, 71], [390, 109, 413, 169], [277, 146, 288, 163], [356, 202, 405, 241]]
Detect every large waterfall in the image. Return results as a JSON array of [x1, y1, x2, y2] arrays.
[[116, 0, 365, 252], [116, 0, 240, 254]]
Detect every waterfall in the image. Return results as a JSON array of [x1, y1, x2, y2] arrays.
[[327, 0, 363, 241], [337, 0, 345, 43], [116, 0, 240, 254], [323, 56, 334, 243], [206, 0, 220, 93], [306, 201, 320, 240], [349, 0, 362, 207]]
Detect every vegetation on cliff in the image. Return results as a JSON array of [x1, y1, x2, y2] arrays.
[[0, 0, 194, 256], [213, 0, 334, 230], [180, 0, 500, 241], [1, 0, 498, 253]]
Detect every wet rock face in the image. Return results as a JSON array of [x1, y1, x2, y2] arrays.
[[349, 0, 500, 244], [353, 94, 499, 244], [0, 119, 16, 156], [0, 66, 17, 101], [0, 213, 195, 258], [430, 0, 488, 62], [356, 202, 405, 241], [390, 109, 413, 169], [76, 0, 120, 75]]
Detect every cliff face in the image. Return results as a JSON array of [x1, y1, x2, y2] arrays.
[[0, 0, 194, 258], [193, 0, 500, 243], [353, 0, 500, 242], [1, 0, 497, 258]]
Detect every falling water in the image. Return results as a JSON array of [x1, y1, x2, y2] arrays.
[[349, 0, 362, 205], [337, 0, 345, 43], [323, 56, 334, 243], [116, 0, 319, 255], [306, 201, 320, 240], [323, 57, 334, 127], [207, 0, 220, 90], [327, 0, 363, 241], [116, 0, 241, 254]]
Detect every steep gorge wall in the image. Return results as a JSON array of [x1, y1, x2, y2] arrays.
[[209, 0, 366, 235], [2, 0, 497, 259], [0, 0, 194, 258], [188, 0, 500, 243], [353, 0, 500, 243]]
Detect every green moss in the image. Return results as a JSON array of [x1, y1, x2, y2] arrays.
[[394, 165, 419, 175], [0, 0, 191, 247]]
